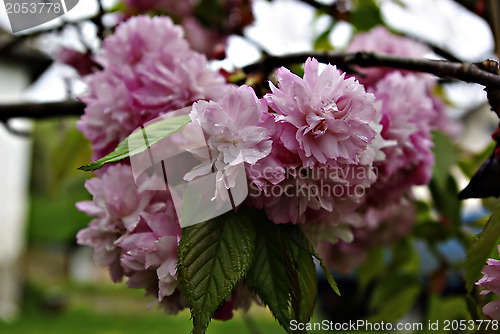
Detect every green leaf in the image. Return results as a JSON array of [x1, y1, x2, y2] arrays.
[[368, 272, 421, 322], [465, 207, 500, 291], [465, 294, 481, 321], [109, 1, 127, 12], [358, 248, 385, 291], [79, 114, 191, 171], [427, 294, 470, 327], [429, 175, 461, 227], [287, 226, 340, 296], [429, 131, 462, 226], [432, 131, 459, 191], [350, 0, 383, 32], [50, 123, 92, 193], [177, 209, 255, 334], [245, 218, 293, 332], [313, 22, 335, 51], [458, 141, 496, 178], [285, 228, 317, 324]]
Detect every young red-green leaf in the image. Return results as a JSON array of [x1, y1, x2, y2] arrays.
[[79, 114, 191, 171], [178, 209, 255, 334]]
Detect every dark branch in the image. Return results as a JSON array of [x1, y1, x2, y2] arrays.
[[1, 53, 500, 122], [296, 0, 326, 10], [0, 101, 85, 121], [243, 51, 500, 88]]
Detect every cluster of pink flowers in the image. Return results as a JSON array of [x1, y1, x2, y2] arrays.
[[76, 16, 231, 314], [477, 246, 500, 320], [77, 15, 229, 159], [76, 17, 455, 315], [346, 25, 430, 87], [245, 58, 383, 229], [123, 0, 254, 58], [316, 26, 460, 271], [76, 164, 186, 312]]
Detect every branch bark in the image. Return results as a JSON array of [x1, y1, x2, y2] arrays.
[[243, 51, 500, 88], [0, 101, 85, 121], [1, 52, 499, 122]]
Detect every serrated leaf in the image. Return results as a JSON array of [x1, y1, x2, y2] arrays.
[[287, 226, 340, 296], [465, 207, 500, 291], [285, 231, 317, 324], [245, 215, 323, 333], [245, 218, 293, 332], [178, 209, 255, 334], [79, 114, 191, 171]]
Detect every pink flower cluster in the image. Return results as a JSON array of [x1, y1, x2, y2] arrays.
[[477, 246, 500, 320], [317, 198, 416, 273], [76, 164, 186, 312], [367, 72, 436, 204], [347, 25, 430, 88], [347, 25, 459, 137], [244, 58, 383, 232], [123, 0, 254, 58], [78, 16, 229, 159], [316, 27, 460, 270], [76, 16, 456, 315]]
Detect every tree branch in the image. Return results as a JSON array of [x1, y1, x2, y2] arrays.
[[1, 52, 499, 122], [0, 101, 85, 121], [243, 51, 500, 88]]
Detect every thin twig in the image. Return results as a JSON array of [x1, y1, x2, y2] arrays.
[[93, 0, 106, 40], [243, 51, 500, 88]]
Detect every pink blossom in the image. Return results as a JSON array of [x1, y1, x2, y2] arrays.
[[348, 25, 429, 56], [77, 71, 140, 160], [124, 0, 194, 17], [78, 16, 230, 159], [366, 72, 437, 205], [247, 141, 377, 225], [76, 164, 184, 312], [317, 198, 415, 273], [477, 246, 500, 320], [347, 25, 431, 87], [187, 85, 272, 189], [182, 17, 228, 59], [96, 16, 188, 68], [265, 57, 377, 168]]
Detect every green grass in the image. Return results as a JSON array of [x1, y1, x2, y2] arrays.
[[0, 281, 283, 334]]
